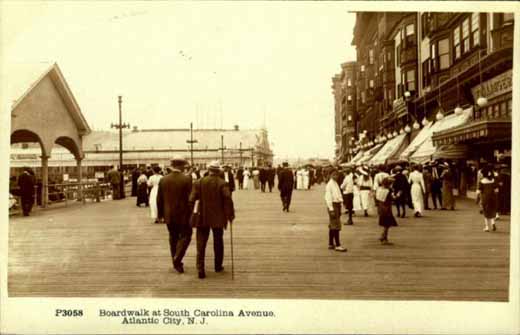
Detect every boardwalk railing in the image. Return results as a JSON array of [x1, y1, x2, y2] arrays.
[[9, 181, 132, 216]]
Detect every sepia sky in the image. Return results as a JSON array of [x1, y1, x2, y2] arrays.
[[2, 1, 357, 159]]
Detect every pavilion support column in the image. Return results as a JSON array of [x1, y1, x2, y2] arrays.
[[76, 158, 84, 203], [41, 155, 49, 208]]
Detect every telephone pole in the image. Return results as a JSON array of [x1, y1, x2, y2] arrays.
[[186, 122, 198, 166]]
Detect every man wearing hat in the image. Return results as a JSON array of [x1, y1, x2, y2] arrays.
[[18, 167, 36, 216], [278, 162, 295, 212], [157, 156, 193, 273], [391, 165, 409, 218], [189, 160, 235, 279], [222, 165, 236, 195]]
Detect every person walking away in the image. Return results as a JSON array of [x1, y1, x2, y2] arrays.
[[119, 168, 126, 199], [236, 167, 244, 190], [373, 165, 390, 191], [267, 166, 275, 192], [148, 166, 163, 223], [476, 165, 499, 232], [376, 177, 398, 245], [441, 163, 455, 210], [422, 164, 432, 210], [308, 168, 315, 189], [243, 168, 251, 190], [157, 157, 193, 273], [259, 167, 267, 192], [136, 169, 149, 207], [496, 164, 511, 215], [107, 165, 120, 200], [340, 167, 356, 225], [324, 170, 347, 252], [18, 168, 35, 216], [408, 164, 426, 217], [189, 161, 235, 279], [223, 165, 236, 196], [430, 162, 443, 209], [131, 167, 140, 197], [296, 168, 304, 190], [252, 168, 260, 190], [278, 162, 295, 212], [392, 166, 409, 218]]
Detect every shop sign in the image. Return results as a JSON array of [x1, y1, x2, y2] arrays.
[[472, 70, 512, 101]]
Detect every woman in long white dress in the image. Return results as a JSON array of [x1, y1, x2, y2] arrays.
[[243, 168, 251, 189], [296, 168, 304, 190], [147, 166, 163, 223], [357, 168, 373, 217], [302, 168, 310, 189], [408, 164, 426, 217]]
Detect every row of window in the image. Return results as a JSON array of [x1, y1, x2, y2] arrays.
[[475, 99, 512, 120]]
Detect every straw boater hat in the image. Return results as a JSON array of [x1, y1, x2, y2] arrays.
[[394, 165, 403, 171], [208, 160, 221, 171], [358, 167, 369, 176]]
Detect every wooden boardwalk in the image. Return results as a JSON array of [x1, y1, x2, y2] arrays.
[[8, 184, 510, 301]]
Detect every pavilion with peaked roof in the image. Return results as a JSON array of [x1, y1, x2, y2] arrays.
[[9, 62, 91, 207]]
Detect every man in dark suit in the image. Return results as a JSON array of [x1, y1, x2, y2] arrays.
[[189, 161, 235, 279], [267, 165, 275, 192], [222, 165, 236, 194], [157, 157, 193, 273], [278, 162, 295, 212], [259, 167, 267, 192], [236, 167, 244, 190], [106, 165, 120, 200], [18, 168, 35, 216]]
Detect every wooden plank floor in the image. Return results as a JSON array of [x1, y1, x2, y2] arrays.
[[8, 184, 510, 301]]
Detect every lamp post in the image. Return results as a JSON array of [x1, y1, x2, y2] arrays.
[[239, 142, 243, 166], [186, 122, 198, 167], [111, 95, 130, 199]]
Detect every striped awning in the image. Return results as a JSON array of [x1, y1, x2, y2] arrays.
[[432, 144, 470, 160]]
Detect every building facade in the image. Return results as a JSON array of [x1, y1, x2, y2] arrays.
[[332, 11, 513, 177], [10, 126, 274, 182]]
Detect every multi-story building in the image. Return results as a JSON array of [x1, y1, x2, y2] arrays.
[[334, 11, 513, 184]]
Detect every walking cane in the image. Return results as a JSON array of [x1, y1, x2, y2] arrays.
[[229, 220, 235, 280]]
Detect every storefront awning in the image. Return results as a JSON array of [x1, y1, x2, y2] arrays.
[[399, 121, 433, 161], [357, 143, 384, 164], [349, 150, 365, 164], [432, 144, 470, 160], [432, 119, 511, 146], [369, 133, 407, 165], [409, 107, 472, 163]]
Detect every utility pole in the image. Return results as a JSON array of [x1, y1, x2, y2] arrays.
[[239, 142, 243, 166], [219, 133, 226, 164], [251, 148, 255, 167], [186, 122, 198, 166], [111, 95, 130, 198]]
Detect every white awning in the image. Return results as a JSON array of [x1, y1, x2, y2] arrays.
[[357, 143, 384, 164], [369, 133, 407, 165], [409, 107, 472, 163], [349, 150, 365, 164], [399, 121, 433, 160]]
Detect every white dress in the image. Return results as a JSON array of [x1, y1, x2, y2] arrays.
[[147, 174, 163, 219], [302, 170, 310, 189], [408, 170, 425, 214], [243, 170, 251, 189], [357, 176, 373, 211], [297, 170, 304, 190]]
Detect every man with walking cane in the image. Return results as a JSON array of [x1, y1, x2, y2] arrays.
[[189, 161, 235, 279]]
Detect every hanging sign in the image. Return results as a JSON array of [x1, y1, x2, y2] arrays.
[[471, 70, 512, 101]]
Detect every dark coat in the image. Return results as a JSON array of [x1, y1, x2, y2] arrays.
[[18, 172, 35, 198], [278, 168, 294, 194], [259, 168, 268, 183], [107, 169, 120, 185], [236, 168, 244, 181], [223, 170, 236, 192], [267, 168, 276, 184], [157, 171, 193, 225], [189, 174, 235, 228]]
